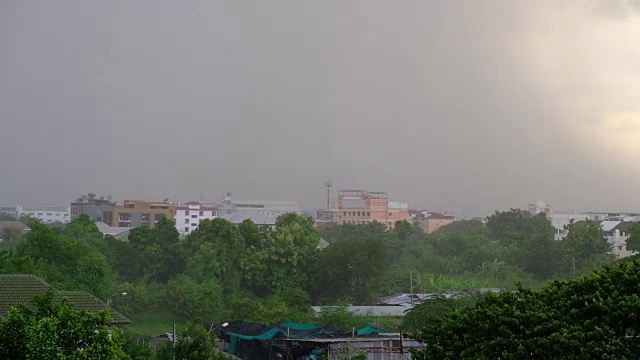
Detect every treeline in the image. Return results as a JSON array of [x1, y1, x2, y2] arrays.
[[0, 209, 614, 329]]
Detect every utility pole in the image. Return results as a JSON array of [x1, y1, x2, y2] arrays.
[[324, 180, 333, 210], [410, 271, 414, 305]]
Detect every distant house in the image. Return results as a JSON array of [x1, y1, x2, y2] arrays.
[[214, 192, 301, 218], [0, 220, 30, 233], [0, 274, 130, 326], [95, 222, 132, 240], [412, 211, 454, 234]]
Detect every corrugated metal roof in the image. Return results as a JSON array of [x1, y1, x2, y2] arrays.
[[601, 221, 621, 232], [342, 199, 367, 208]]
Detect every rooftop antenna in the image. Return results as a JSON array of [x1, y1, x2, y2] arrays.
[[324, 180, 333, 210]]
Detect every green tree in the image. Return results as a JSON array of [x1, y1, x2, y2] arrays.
[[0, 291, 127, 359], [313, 235, 389, 304], [129, 218, 184, 283], [485, 209, 554, 246], [63, 214, 102, 240], [401, 295, 477, 332], [625, 222, 640, 253], [241, 215, 318, 297], [560, 219, 611, 271], [393, 220, 414, 241], [161, 275, 224, 320], [14, 221, 114, 298], [156, 321, 231, 360], [409, 259, 640, 359]]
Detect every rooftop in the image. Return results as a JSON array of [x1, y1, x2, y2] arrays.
[[0, 221, 30, 233], [0, 274, 130, 325], [21, 206, 69, 213], [220, 210, 277, 225]]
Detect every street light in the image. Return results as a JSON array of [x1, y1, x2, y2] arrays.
[[208, 322, 229, 333], [106, 292, 127, 306]]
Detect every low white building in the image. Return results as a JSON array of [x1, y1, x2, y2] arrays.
[[175, 202, 218, 236], [18, 206, 70, 224], [604, 221, 636, 259], [212, 193, 300, 219]]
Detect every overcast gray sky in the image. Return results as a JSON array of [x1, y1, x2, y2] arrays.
[[1, 0, 639, 216]]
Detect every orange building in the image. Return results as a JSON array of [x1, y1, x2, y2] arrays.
[[337, 190, 409, 229]]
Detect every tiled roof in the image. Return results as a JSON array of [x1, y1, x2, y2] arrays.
[[55, 291, 130, 325], [0, 274, 130, 325]]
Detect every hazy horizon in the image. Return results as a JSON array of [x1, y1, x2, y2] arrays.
[[2, 1, 640, 217]]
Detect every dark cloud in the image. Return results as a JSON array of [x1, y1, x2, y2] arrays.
[[1, 1, 639, 215]]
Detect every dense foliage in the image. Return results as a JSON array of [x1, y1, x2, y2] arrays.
[[0, 291, 127, 359], [0, 208, 620, 358], [409, 258, 640, 359]]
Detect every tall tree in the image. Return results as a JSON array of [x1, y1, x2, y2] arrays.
[[313, 235, 389, 304], [0, 291, 127, 359], [409, 259, 640, 360], [485, 209, 554, 245], [560, 219, 611, 271]]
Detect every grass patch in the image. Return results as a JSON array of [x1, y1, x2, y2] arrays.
[[125, 310, 189, 338]]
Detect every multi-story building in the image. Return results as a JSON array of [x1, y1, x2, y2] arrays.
[[19, 206, 70, 224], [103, 200, 175, 228], [70, 198, 115, 223], [1, 206, 70, 224], [411, 211, 455, 234], [213, 193, 300, 219], [336, 190, 409, 229], [175, 201, 218, 235]]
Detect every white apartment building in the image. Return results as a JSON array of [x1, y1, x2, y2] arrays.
[[175, 202, 218, 236], [2, 206, 71, 224], [212, 193, 300, 219]]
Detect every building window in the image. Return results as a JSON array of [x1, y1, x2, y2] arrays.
[[46, 213, 52, 216], [154, 214, 165, 221], [184, 227, 189, 233], [199, 211, 204, 216], [191, 223, 197, 227], [389, 212, 392, 217], [119, 213, 131, 221], [367, 212, 370, 216], [37, 213, 43, 216], [184, 219, 189, 224], [343, 211, 346, 216], [185, 211, 190, 216], [191, 215, 197, 218], [140, 213, 150, 221]]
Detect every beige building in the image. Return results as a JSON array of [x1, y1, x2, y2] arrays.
[[103, 200, 175, 228], [337, 190, 409, 229], [412, 211, 454, 234]]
